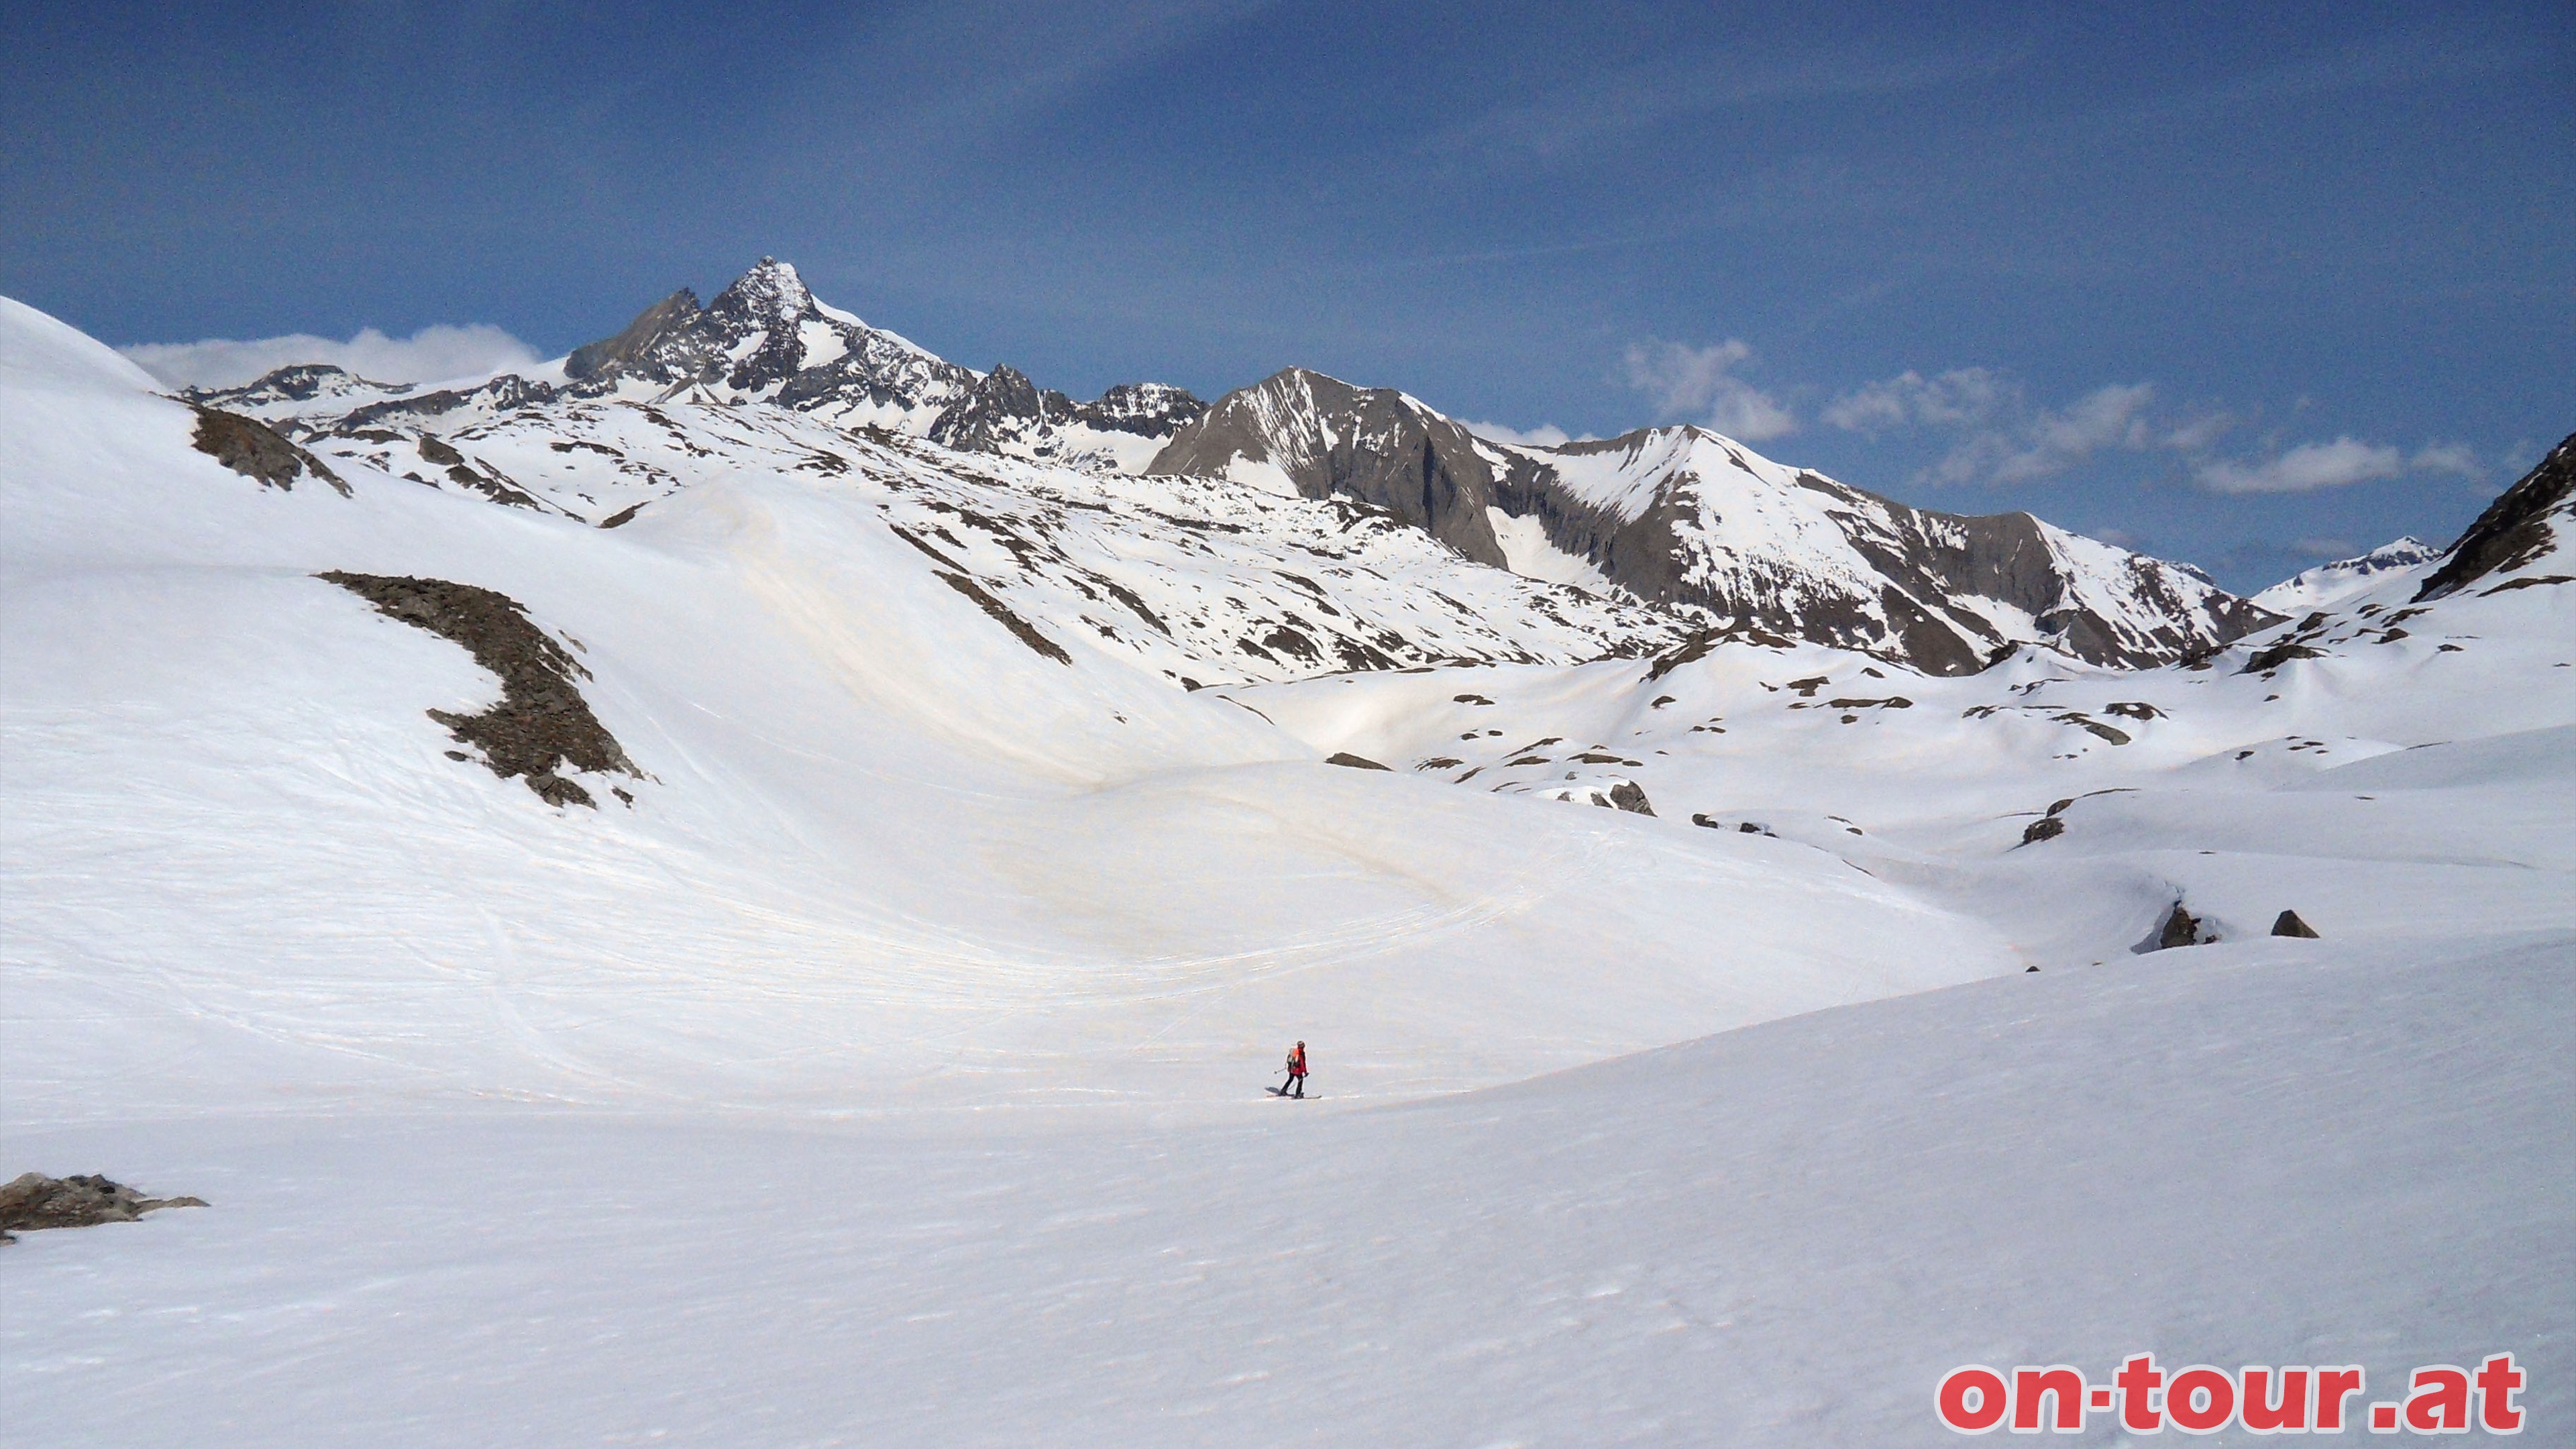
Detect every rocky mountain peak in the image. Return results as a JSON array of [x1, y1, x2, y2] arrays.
[[708, 257, 816, 330]]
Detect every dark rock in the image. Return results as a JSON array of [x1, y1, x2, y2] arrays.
[[1070, 382, 1206, 437], [928, 364, 1060, 451], [318, 572, 640, 806], [2271, 909, 2320, 938], [2020, 816, 2066, 845], [2480, 573, 2572, 595], [2156, 902, 2212, 950], [2058, 714, 2133, 745], [1607, 781, 1654, 816], [2241, 639, 2328, 674], [935, 572, 1071, 665], [1, 1173, 205, 1243], [191, 407, 350, 497], [565, 288, 704, 382], [1150, 368, 1514, 566], [2416, 432, 2575, 600], [1325, 752, 1390, 770]]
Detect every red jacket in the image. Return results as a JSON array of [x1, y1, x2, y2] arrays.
[[1287, 1046, 1307, 1075]]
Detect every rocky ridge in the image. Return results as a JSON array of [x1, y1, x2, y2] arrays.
[[174, 258, 2351, 680], [1148, 367, 2276, 675]]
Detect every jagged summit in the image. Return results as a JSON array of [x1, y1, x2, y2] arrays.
[[227, 258, 1203, 472], [720, 256, 814, 325], [156, 260, 2288, 676]]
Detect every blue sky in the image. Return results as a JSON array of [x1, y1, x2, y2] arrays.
[[5, 1, 2569, 590]]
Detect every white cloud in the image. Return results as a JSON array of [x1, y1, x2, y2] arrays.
[[2410, 441, 2481, 478], [1621, 338, 1796, 441], [2160, 411, 2234, 451], [121, 323, 543, 390], [1823, 366, 2169, 486], [2292, 537, 2357, 559], [1924, 382, 2157, 486], [1821, 368, 2011, 434], [1460, 419, 1577, 449], [2196, 437, 2405, 494]]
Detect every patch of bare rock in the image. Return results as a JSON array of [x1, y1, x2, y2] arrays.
[[1, 1173, 205, 1244], [318, 572, 639, 807], [190, 405, 350, 497]]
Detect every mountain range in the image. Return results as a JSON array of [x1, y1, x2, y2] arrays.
[[188, 258, 2283, 677], [5, 259, 2571, 1444]]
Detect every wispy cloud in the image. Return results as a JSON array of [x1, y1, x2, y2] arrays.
[[2195, 437, 2405, 494], [1622, 339, 1797, 441], [1819, 367, 2012, 435], [2409, 441, 2481, 478], [1913, 382, 2158, 486], [1421, 43, 2028, 168], [1824, 367, 2169, 485], [121, 325, 541, 389], [1823, 362, 2489, 499]]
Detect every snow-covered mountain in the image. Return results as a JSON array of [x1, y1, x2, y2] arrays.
[[183, 262, 2276, 678], [2253, 536, 2441, 611], [7, 274, 2572, 1446], [189, 260, 1209, 474], [1148, 366, 2276, 674]]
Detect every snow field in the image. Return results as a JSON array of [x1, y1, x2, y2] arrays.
[[6, 932, 2567, 1446], [4, 293, 2570, 1445]]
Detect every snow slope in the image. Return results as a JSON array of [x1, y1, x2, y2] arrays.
[[7, 932, 2565, 1447], [1, 297, 2002, 1123], [2253, 536, 2441, 610], [5, 290, 2569, 1446]]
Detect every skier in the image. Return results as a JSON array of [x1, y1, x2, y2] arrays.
[[1280, 1040, 1308, 1098]]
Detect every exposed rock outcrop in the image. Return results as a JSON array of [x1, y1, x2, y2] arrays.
[[1, 1173, 205, 1243], [2416, 433, 2575, 601], [1149, 370, 2275, 675], [2154, 902, 2214, 951], [191, 406, 350, 497], [319, 572, 639, 807]]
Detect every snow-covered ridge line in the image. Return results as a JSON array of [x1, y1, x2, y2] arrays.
[[1144, 366, 2277, 675], [2253, 537, 2442, 612], [152, 257, 2552, 685], [186, 258, 1211, 476]]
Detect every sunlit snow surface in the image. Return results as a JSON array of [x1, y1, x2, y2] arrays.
[[3, 295, 2571, 1444]]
